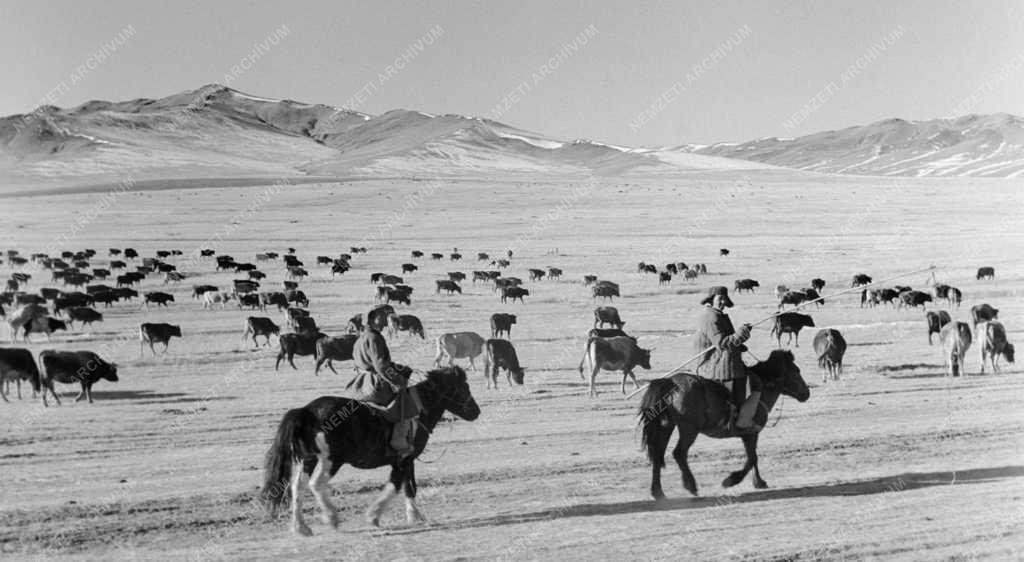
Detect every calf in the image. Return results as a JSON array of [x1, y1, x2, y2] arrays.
[[483, 339, 526, 389], [770, 312, 815, 347], [490, 313, 517, 339], [242, 317, 280, 347], [976, 267, 995, 280], [140, 323, 182, 355], [594, 306, 625, 329], [434, 332, 486, 370], [501, 286, 529, 303], [387, 314, 425, 339], [734, 279, 759, 294], [940, 322, 972, 377], [578, 336, 652, 397], [980, 321, 1014, 374], [38, 350, 118, 406]]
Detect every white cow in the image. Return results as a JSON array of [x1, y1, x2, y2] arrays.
[[203, 291, 234, 309], [940, 321, 972, 377], [434, 332, 486, 370]]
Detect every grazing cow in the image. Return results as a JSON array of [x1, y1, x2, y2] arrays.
[[243, 317, 280, 347], [925, 310, 953, 345], [276, 331, 327, 370], [478, 253, 489, 261], [260, 291, 290, 312], [6, 304, 49, 341], [109, 260, 126, 271], [483, 339, 525, 389], [38, 350, 118, 406], [813, 329, 847, 382], [899, 290, 932, 310], [203, 291, 234, 309], [237, 293, 264, 311], [851, 273, 872, 287], [387, 314, 425, 339], [501, 286, 529, 303], [778, 290, 809, 309], [734, 279, 759, 294], [66, 307, 103, 329], [164, 271, 186, 284], [594, 306, 625, 329], [529, 269, 546, 281], [411, 250, 424, 258], [490, 313, 517, 339], [385, 289, 411, 306], [144, 291, 174, 307], [192, 285, 218, 300], [873, 288, 900, 307], [970, 304, 999, 330], [980, 321, 1014, 374], [720, 248, 730, 256], [313, 334, 359, 374], [976, 267, 995, 280], [771, 312, 815, 347], [381, 274, 404, 286], [588, 328, 632, 339], [139, 323, 182, 355], [285, 290, 309, 308], [578, 336, 652, 397], [402, 263, 418, 274], [940, 322, 972, 377], [583, 275, 598, 285], [435, 280, 462, 295], [0, 347, 41, 401], [592, 281, 620, 301], [659, 272, 672, 285], [434, 332, 486, 370], [810, 278, 826, 292], [331, 263, 349, 276], [448, 272, 467, 282], [451, 253, 462, 261]]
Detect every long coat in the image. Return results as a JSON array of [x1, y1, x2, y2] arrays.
[[693, 306, 750, 387], [346, 327, 412, 405]]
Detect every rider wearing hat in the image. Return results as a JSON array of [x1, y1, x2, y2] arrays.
[[694, 286, 762, 430], [347, 305, 418, 458]]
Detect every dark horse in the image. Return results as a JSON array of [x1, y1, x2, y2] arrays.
[[639, 350, 809, 500], [260, 366, 480, 535]]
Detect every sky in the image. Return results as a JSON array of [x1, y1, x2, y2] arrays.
[[2, 0, 1023, 146]]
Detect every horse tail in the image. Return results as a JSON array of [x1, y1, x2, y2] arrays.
[[638, 379, 677, 469], [260, 407, 320, 514]]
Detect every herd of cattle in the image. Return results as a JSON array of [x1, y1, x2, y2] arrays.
[[0, 243, 1015, 405]]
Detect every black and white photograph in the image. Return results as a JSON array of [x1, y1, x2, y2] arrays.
[[1, 1, 1022, 560]]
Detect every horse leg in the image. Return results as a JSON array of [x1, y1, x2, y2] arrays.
[[0, 380, 8, 403], [671, 426, 699, 496], [403, 461, 426, 524], [309, 434, 338, 528], [366, 466, 402, 527], [648, 420, 675, 501], [723, 433, 767, 489], [290, 461, 313, 536]]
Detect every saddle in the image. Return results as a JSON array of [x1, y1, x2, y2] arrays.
[[357, 390, 421, 423]]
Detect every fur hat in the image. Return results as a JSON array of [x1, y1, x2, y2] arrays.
[[700, 286, 734, 308]]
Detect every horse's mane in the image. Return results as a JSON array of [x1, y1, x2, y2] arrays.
[[414, 365, 467, 391], [750, 349, 794, 381]]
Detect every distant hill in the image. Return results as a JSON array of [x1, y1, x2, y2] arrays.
[[675, 114, 1024, 178]]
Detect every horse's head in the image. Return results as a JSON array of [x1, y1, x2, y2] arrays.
[[426, 366, 481, 421], [759, 350, 809, 402]]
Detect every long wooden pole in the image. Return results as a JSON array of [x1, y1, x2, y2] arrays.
[[624, 265, 936, 399]]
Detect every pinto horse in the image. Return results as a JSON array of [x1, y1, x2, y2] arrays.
[[260, 366, 480, 536], [639, 350, 809, 500]]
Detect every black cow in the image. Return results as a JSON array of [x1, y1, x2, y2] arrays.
[[899, 290, 932, 309], [313, 334, 359, 375], [483, 339, 525, 388], [316, 256, 333, 266], [380, 274, 403, 286], [285, 290, 309, 307], [778, 290, 809, 309], [144, 292, 174, 307], [192, 285, 219, 299], [436, 280, 462, 295], [38, 350, 118, 406], [260, 291, 290, 312], [139, 323, 182, 355], [387, 314, 425, 339], [451, 253, 462, 261], [658, 272, 672, 285], [448, 271, 466, 282], [501, 286, 529, 303], [529, 269, 546, 281], [478, 253, 489, 261], [39, 287, 63, 301], [583, 275, 598, 285], [851, 273, 872, 287], [770, 312, 815, 347], [54, 292, 94, 313], [331, 263, 350, 276], [402, 263, 418, 274], [292, 316, 319, 334], [113, 288, 138, 302], [248, 270, 266, 281], [66, 307, 103, 328], [0, 347, 41, 401], [976, 267, 995, 280], [431, 253, 443, 260], [92, 268, 110, 280], [490, 313, 517, 339], [243, 317, 280, 347], [238, 293, 264, 311], [276, 331, 327, 370], [412, 251, 424, 258], [720, 248, 730, 256], [109, 260, 126, 271], [592, 285, 619, 301], [734, 279, 759, 293], [594, 306, 625, 329], [926, 310, 952, 345], [386, 289, 411, 305], [810, 278, 826, 291]]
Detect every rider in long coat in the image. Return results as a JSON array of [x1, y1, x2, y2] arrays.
[[347, 305, 417, 457], [693, 286, 761, 430]]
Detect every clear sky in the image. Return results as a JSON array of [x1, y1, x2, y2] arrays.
[[2, 0, 1022, 146]]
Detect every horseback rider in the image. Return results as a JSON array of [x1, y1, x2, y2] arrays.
[[693, 286, 763, 430], [346, 305, 420, 458]]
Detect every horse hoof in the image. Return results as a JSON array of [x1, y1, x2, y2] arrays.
[[721, 474, 743, 488], [323, 513, 339, 528], [292, 524, 313, 537], [754, 480, 769, 490], [366, 514, 381, 528]]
